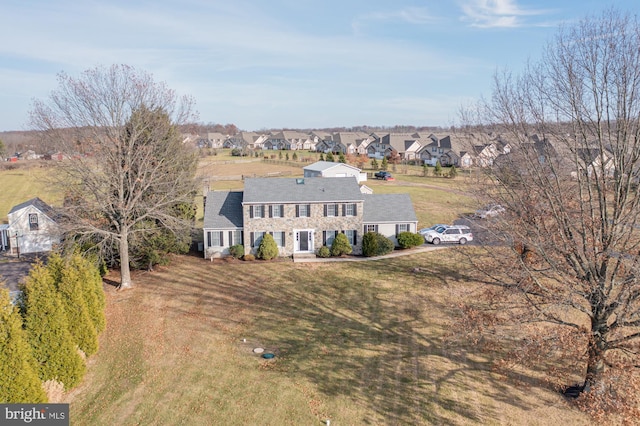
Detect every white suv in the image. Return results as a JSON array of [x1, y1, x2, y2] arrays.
[[424, 225, 473, 245]]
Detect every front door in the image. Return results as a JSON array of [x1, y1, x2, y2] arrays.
[[295, 230, 314, 253]]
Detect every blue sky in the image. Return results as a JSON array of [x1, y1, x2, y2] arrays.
[[1, 0, 639, 132]]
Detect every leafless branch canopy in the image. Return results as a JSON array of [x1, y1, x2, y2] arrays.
[[30, 65, 199, 287], [463, 9, 640, 398]]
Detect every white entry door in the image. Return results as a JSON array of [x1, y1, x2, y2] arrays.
[[294, 230, 314, 253]]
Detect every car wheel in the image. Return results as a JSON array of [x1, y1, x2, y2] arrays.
[[432, 238, 440, 245], [459, 238, 467, 245]]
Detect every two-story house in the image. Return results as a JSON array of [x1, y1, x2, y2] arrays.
[[203, 177, 418, 259]]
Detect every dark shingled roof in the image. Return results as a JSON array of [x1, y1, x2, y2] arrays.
[[203, 191, 244, 229], [243, 177, 364, 204], [8, 197, 54, 216], [362, 194, 418, 223]]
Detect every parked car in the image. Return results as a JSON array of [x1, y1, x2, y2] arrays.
[[418, 224, 448, 237], [424, 225, 473, 245], [374, 171, 394, 180], [475, 204, 505, 219]]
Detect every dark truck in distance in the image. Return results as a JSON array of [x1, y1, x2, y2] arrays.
[[374, 171, 393, 180]]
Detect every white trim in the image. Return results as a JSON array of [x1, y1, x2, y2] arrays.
[[294, 229, 314, 253]]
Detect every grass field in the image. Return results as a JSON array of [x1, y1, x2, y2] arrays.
[[0, 163, 59, 222], [3, 155, 588, 424], [65, 252, 588, 425]]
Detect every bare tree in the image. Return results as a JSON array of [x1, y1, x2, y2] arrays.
[[461, 9, 640, 417], [30, 65, 199, 288]]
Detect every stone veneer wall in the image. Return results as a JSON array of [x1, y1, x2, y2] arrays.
[[243, 202, 364, 256]]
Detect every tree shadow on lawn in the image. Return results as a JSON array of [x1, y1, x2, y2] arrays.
[[140, 254, 558, 424]]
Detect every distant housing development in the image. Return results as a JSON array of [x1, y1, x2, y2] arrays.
[[196, 130, 512, 168]]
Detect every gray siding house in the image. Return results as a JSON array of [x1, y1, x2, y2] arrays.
[[203, 177, 418, 259]]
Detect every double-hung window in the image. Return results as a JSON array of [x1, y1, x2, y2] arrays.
[[228, 230, 243, 246], [365, 224, 378, 233], [324, 204, 338, 217], [270, 204, 284, 218], [250, 205, 265, 218], [251, 231, 265, 247], [271, 231, 285, 247], [323, 230, 338, 246], [296, 204, 311, 217], [343, 203, 357, 216], [207, 231, 223, 247], [29, 214, 39, 231], [344, 230, 357, 245], [396, 223, 410, 234]]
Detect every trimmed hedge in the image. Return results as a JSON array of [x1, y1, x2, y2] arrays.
[[362, 232, 394, 257], [330, 233, 353, 256], [316, 245, 330, 258], [397, 232, 424, 249], [229, 244, 244, 259], [256, 234, 279, 260]]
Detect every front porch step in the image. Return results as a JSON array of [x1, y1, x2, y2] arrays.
[[292, 252, 317, 262]]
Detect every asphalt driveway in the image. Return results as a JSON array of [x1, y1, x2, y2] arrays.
[[0, 253, 40, 292]]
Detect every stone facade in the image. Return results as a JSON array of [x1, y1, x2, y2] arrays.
[[243, 201, 364, 256]]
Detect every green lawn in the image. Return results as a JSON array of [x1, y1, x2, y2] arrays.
[[0, 163, 60, 222]]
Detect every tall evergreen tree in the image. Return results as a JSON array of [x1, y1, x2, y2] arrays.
[[0, 288, 47, 403], [22, 263, 85, 390], [49, 253, 99, 356], [70, 252, 106, 333]]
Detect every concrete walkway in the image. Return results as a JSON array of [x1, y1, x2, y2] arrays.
[[292, 244, 448, 263]]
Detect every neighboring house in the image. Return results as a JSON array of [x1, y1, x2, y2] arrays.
[[5, 198, 60, 255], [380, 133, 423, 161], [416, 134, 479, 168], [263, 131, 313, 151], [303, 161, 367, 183], [334, 132, 372, 156], [203, 177, 418, 259], [224, 132, 268, 151], [574, 147, 615, 179], [473, 143, 499, 167], [197, 132, 227, 149]]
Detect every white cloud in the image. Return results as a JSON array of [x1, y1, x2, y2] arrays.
[[459, 0, 553, 28], [352, 7, 439, 34]]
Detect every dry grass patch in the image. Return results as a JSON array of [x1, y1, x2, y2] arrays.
[[65, 251, 588, 425], [0, 163, 60, 220]]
